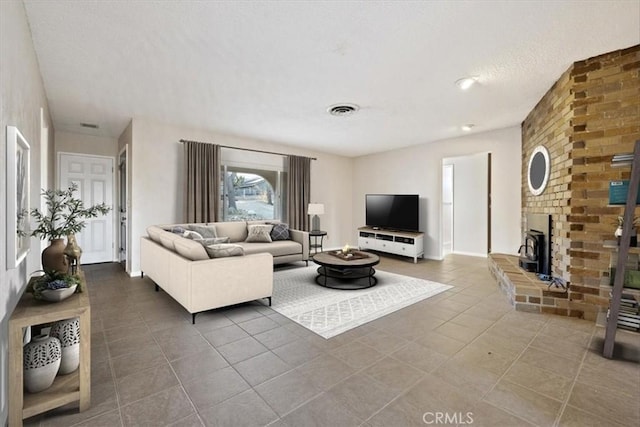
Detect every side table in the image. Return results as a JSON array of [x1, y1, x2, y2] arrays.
[[309, 230, 327, 255], [9, 273, 91, 426]]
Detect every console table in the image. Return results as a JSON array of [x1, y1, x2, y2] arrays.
[[8, 274, 91, 426], [358, 227, 424, 263]]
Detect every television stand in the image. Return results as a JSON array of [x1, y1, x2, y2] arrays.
[[358, 227, 424, 263]]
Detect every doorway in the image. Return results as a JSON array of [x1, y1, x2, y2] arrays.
[[58, 153, 115, 264], [441, 152, 491, 257], [442, 164, 454, 255], [118, 146, 128, 271]]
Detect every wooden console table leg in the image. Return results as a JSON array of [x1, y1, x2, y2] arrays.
[[78, 307, 91, 411], [9, 322, 24, 426]]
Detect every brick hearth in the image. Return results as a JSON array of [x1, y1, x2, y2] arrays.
[[488, 253, 589, 317]]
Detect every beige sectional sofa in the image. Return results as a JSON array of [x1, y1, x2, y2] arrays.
[[140, 221, 309, 322]]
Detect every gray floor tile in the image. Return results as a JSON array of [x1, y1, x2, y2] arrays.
[[39, 259, 639, 427], [182, 366, 250, 410], [198, 389, 279, 427], [234, 351, 293, 386]]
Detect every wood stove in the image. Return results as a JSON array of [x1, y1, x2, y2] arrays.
[[519, 214, 552, 276]]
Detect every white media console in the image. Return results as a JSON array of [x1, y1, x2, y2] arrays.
[[358, 227, 424, 263]]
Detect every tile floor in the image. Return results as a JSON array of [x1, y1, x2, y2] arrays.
[[24, 254, 639, 426]]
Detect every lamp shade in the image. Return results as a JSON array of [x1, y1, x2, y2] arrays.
[[308, 203, 325, 215]]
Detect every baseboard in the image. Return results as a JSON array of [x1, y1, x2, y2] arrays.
[[452, 251, 488, 258], [129, 270, 142, 278]]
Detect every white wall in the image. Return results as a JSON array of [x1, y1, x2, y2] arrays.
[[0, 1, 54, 423], [127, 117, 353, 275], [54, 130, 118, 159], [353, 126, 521, 260], [444, 152, 489, 257]]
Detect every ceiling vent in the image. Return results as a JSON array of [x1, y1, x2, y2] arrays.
[[80, 122, 99, 129], [327, 104, 359, 116]]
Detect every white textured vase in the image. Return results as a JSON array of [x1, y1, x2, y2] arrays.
[[50, 317, 80, 375], [24, 335, 61, 393]]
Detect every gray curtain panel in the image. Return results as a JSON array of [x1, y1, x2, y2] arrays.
[[287, 155, 311, 231], [184, 141, 220, 223]]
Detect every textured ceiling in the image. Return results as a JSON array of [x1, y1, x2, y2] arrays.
[[23, 0, 640, 157]]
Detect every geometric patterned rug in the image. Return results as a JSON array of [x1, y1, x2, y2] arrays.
[[271, 266, 452, 338]]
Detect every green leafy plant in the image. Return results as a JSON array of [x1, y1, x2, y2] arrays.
[[28, 270, 82, 299], [29, 183, 111, 240]]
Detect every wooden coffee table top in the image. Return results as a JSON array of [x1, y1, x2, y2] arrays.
[[312, 250, 380, 268]]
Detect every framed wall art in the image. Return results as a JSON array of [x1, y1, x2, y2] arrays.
[[6, 126, 30, 269]]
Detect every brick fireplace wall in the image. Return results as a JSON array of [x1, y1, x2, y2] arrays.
[[521, 45, 639, 321]]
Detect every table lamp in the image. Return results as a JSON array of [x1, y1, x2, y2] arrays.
[[308, 203, 324, 232]]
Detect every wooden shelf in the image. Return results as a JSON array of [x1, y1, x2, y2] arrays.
[[601, 285, 640, 302], [604, 142, 640, 358], [603, 241, 640, 252], [9, 273, 91, 426], [23, 370, 80, 419]]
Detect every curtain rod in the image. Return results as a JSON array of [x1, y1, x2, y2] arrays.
[[178, 139, 317, 161]]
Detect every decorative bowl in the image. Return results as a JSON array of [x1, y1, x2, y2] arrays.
[[40, 285, 77, 302]]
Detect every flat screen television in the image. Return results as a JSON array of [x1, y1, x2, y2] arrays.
[[365, 194, 419, 232]]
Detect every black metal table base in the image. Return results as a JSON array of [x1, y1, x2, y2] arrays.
[[315, 266, 377, 289]]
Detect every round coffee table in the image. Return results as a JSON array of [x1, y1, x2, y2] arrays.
[[312, 250, 380, 289]]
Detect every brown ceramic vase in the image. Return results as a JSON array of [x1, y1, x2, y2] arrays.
[[42, 238, 69, 273]]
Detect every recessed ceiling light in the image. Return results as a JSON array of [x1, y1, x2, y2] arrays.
[[455, 77, 478, 90], [327, 103, 359, 116], [462, 124, 475, 132]]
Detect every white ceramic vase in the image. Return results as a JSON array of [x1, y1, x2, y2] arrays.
[[50, 317, 80, 375], [24, 335, 61, 393]]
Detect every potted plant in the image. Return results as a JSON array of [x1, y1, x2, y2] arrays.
[[29, 183, 111, 273], [28, 269, 82, 301]]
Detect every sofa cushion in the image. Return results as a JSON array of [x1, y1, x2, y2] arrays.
[[246, 224, 273, 243], [147, 226, 165, 243], [240, 241, 302, 257], [188, 224, 218, 239], [173, 237, 209, 261], [270, 223, 290, 241], [159, 232, 181, 251], [214, 221, 248, 242], [204, 243, 245, 258]]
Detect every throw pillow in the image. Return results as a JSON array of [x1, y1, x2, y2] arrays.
[[188, 224, 218, 239], [183, 230, 204, 240], [198, 237, 230, 246], [204, 243, 245, 258], [245, 224, 273, 243], [270, 223, 290, 241], [169, 226, 186, 235]]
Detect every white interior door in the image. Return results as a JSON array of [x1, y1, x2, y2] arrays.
[[59, 153, 115, 264], [442, 164, 454, 255], [450, 152, 489, 256]]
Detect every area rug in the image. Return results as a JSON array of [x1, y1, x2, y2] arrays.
[[271, 266, 452, 338]]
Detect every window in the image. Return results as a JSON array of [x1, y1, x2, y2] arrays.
[[220, 148, 286, 222]]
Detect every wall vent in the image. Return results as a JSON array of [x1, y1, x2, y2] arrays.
[[80, 123, 99, 129]]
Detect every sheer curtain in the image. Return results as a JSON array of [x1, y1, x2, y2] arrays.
[[287, 155, 311, 231], [184, 141, 220, 223]]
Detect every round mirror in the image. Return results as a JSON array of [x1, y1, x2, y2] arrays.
[[528, 146, 550, 196]]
